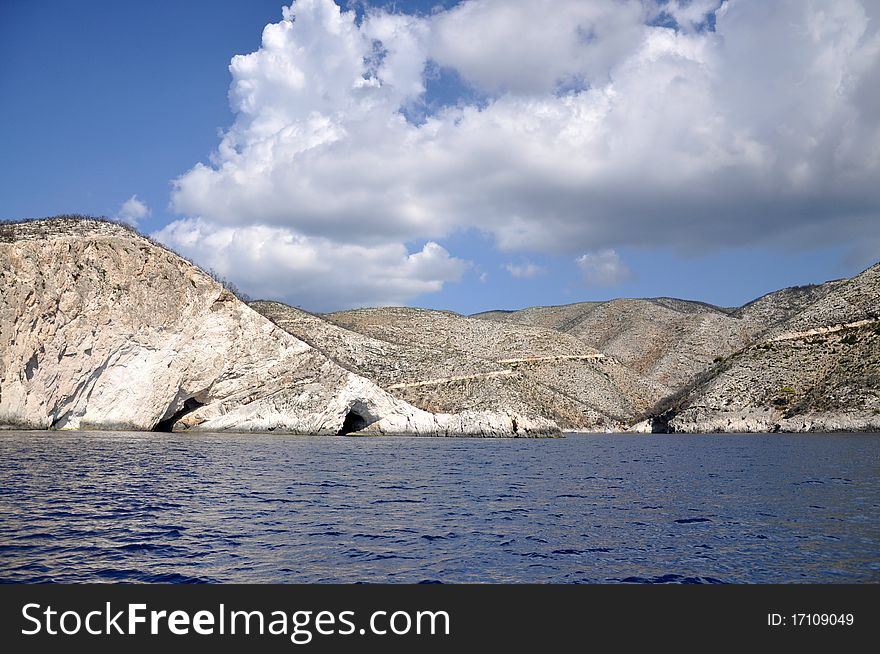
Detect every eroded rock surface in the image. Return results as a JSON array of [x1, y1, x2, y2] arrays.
[[0, 219, 556, 436], [254, 302, 663, 431], [3, 217, 876, 436], [473, 267, 880, 433], [660, 265, 880, 433]]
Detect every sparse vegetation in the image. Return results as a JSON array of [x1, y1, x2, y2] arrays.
[[1, 215, 253, 303], [4, 212, 879, 434], [0, 214, 137, 242], [640, 356, 734, 428], [207, 268, 251, 302]]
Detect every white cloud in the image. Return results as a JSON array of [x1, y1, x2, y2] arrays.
[[153, 218, 467, 311], [429, 0, 649, 94], [661, 0, 721, 31], [504, 261, 546, 279], [576, 249, 632, 287], [166, 0, 880, 308], [116, 195, 150, 225]]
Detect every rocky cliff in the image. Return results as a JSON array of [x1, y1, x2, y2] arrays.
[[474, 298, 752, 390], [664, 263, 880, 433], [0, 218, 556, 436], [3, 217, 876, 435], [474, 266, 880, 433], [254, 302, 663, 431]]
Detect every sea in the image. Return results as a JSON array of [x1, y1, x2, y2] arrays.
[[0, 431, 877, 583]]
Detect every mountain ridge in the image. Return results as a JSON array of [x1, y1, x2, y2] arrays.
[[0, 217, 557, 436], [3, 216, 877, 434]]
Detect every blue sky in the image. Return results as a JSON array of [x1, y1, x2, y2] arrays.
[[2, 0, 878, 313]]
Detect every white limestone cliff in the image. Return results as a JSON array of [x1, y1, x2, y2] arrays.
[[0, 218, 558, 436]]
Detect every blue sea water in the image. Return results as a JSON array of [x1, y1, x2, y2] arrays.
[[0, 431, 877, 583]]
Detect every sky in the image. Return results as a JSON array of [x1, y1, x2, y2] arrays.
[[2, 0, 879, 313]]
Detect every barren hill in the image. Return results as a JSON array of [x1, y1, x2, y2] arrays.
[[730, 280, 846, 329], [251, 301, 502, 388], [4, 216, 875, 436], [763, 264, 880, 335], [0, 218, 555, 436], [474, 298, 750, 390], [252, 304, 664, 430], [658, 264, 880, 432], [471, 277, 866, 393], [326, 306, 600, 361]]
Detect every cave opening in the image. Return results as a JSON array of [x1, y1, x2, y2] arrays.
[[153, 397, 204, 432], [650, 410, 675, 434], [337, 407, 371, 436]]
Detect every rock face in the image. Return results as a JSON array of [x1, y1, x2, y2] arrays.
[[3, 217, 876, 436], [667, 321, 880, 433], [0, 218, 556, 436], [254, 302, 663, 431], [473, 266, 880, 433], [474, 298, 752, 391], [663, 264, 880, 433]]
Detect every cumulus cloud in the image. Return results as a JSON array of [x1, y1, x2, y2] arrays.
[[153, 218, 467, 311], [576, 249, 632, 287], [659, 0, 721, 31], [429, 0, 649, 94], [116, 195, 150, 225], [163, 0, 880, 308], [504, 261, 546, 279]]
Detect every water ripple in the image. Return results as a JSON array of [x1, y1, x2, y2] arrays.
[[0, 431, 877, 583]]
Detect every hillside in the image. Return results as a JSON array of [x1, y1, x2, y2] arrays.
[[657, 264, 880, 432], [3, 216, 875, 435], [326, 306, 600, 361], [472, 279, 863, 392], [0, 218, 555, 436], [252, 303, 664, 430], [730, 280, 846, 329], [664, 321, 880, 432], [251, 301, 505, 388], [474, 298, 751, 390], [763, 264, 880, 335]]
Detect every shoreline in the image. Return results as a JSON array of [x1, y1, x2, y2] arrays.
[[3, 426, 877, 437]]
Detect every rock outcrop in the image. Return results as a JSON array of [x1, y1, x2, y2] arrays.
[[254, 302, 663, 431], [474, 298, 752, 391], [3, 216, 876, 436], [0, 218, 556, 436], [473, 265, 880, 433], [659, 264, 880, 433]]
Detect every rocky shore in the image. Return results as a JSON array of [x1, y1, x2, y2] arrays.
[[474, 261, 880, 434], [0, 218, 555, 436], [2, 216, 877, 435]]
